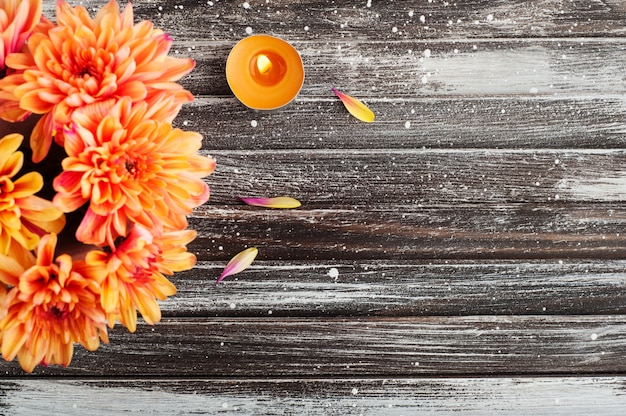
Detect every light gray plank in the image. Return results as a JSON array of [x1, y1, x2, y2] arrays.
[[181, 96, 626, 150], [2, 377, 626, 416], [201, 149, 626, 204], [167, 39, 626, 97], [0, 316, 624, 376], [126, 0, 626, 40], [166, 260, 626, 316]]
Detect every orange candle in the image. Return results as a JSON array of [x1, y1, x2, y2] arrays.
[[226, 34, 305, 110]]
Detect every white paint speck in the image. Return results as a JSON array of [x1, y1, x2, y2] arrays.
[[366, 0, 372, 8], [230, 303, 236, 309], [392, 26, 398, 33], [304, 26, 309, 31], [590, 333, 598, 341], [423, 49, 431, 58], [408, 10, 414, 17], [351, 387, 359, 395], [251, 120, 258, 127], [420, 15, 426, 23], [245, 26, 253, 35], [404, 121, 411, 129], [243, 2, 250, 8], [486, 14, 494, 21], [328, 268, 339, 279]]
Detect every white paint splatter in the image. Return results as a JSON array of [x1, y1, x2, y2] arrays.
[[328, 268, 339, 278], [245, 26, 253, 35], [404, 121, 411, 129], [251, 120, 258, 127]]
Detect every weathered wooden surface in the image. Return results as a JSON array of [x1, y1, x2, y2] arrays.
[[2, 0, 626, 414]]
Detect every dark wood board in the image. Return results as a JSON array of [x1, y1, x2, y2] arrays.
[[1, 316, 625, 377]]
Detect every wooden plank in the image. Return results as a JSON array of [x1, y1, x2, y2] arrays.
[[161, 39, 626, 97], [2, 377, 626, 415], [165, 260, 626, 316], [189, 204, 626, 261], [0, 316, 624, 376], [200, 150, 626, 204], [181, 97, 626, 150], [125, 0, 626, 40]]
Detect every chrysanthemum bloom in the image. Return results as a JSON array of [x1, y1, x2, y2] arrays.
[[0, 233, 108, 373], [0, 133, 65, 263], [0, 0, 50, 121], [5, 0, 195, 162], [53, 96, 215, 247], [86, 224, 196, 332]]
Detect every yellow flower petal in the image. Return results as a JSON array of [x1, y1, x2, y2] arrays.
[[332, 88, 375, 123], [216, 247, 258, 284], [238, 196, 301, 209]]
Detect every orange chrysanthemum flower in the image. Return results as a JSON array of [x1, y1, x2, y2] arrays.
[[0, 0, 51, 121], [0, 0, 41, 71], [0, 233, 108, 373], [86, 224, 196, 332], [0, 133, 65, 263], [6, 0, 195, 162], [53, 96, 215, 247]]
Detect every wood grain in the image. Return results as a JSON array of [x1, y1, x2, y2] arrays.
[[188, 204, 626, 261], [166, 260, 626, 317], [2, 377, 626, 416], [201, 150, 626, 204], [160, 39, 626, 97], [181, 97, 626, 150], [126, 0, 626, 40], [1, 316, 624, 377]]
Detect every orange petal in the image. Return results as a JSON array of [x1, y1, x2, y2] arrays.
[[216, 247, 258, 284], [332, 88, 375, 123], [238, 196, 301, 209]]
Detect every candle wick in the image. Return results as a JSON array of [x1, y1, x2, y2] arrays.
[[256, 54, 273, 74]]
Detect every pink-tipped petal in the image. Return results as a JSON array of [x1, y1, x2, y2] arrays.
[[238, 196, 302, 209], [216, 247, 259, 284], [332, 88, 375, 123]]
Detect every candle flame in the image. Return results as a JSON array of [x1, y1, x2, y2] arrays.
[[256, 54, 273, 74]]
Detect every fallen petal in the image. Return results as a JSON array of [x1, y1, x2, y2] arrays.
[[216, 247, 259, 284], [238, 196, 301, 209], [332, 88, 375, 123]]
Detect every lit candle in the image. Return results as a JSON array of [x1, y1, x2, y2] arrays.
[[226, 34, 305, 110]]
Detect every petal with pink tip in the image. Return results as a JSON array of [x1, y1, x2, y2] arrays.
[[216, 247, 258, 284], [332, 88, 375, 123], [238, 196, 301, 209]]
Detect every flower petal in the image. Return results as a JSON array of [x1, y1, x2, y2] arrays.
[[238, 196, 301, 209], [332, 88, 375, 123], [216, 247, 258, 284]]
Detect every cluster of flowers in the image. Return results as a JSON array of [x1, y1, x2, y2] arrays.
[[0, 0, 214, 372]]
